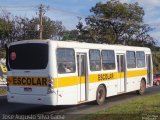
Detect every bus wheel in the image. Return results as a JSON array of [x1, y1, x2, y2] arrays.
[[96, 85, 106, 105], [137, 80, 146, 95]]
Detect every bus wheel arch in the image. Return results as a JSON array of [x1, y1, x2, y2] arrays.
[[96, 84, 107, 105], [137, 78, 146, 95]]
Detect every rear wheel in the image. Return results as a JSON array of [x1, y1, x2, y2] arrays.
[[96, 85, 106, 105], [137, 80, 146, 95]]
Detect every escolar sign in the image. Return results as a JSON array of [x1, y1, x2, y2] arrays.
[[8, 77, 48, 86]]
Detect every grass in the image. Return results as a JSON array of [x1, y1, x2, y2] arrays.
[[0, 87, 7, 95], [82, 93, 160, 120]]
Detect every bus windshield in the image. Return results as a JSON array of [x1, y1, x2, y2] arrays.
[[8, 43, 48, 70]]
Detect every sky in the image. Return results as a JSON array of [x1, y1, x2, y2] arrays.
[[0, 0, 160, 45]]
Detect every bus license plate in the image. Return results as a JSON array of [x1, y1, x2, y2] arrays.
[[24, 87, 32, 92]]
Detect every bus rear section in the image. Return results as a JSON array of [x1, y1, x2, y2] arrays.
[[7, 41, 55, 105]]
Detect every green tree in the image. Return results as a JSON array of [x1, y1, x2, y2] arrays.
[[62, 29, 79, 41], [0, 13, 66, 48], [27, 17, 65, 40], [77, 0, 155, 46], [0, 12, 14, 47], [13, 16, 65, 40]]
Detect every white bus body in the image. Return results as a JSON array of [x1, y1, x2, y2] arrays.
[[6, 40, 153, 105]]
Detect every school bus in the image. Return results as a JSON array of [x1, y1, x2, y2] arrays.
[[6, 40, 153, 105]]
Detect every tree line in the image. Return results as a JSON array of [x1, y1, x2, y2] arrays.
[[0, 0, 160, 72], [0, 11, 65, 48]]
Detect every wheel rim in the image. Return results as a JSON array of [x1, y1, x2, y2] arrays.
[[98, 89, 104, 101], [140, 81, 145, 93]]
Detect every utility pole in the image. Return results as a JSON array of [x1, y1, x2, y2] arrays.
[[38, 4, 44, 39], [38, 4, 48, 39]]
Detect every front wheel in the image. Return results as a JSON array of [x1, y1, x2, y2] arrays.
[[96, 85, 106, 105], [137, 80, 146, 95]]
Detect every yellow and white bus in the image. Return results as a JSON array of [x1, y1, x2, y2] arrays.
[[6, 40, 153, 105]]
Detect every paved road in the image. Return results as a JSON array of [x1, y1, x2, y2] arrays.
[[0, 86, 160, 120]]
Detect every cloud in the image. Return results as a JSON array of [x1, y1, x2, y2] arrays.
[[46, 14, 79, 30], [149, 31, 160, 45], [138, 0, 160, 7], [119, 0, 160, 6], [150, 31, 160, 39]]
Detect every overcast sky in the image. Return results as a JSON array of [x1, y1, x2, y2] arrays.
[[0, 0, 160, 45]]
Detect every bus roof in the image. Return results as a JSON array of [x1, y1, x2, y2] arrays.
[[9, 39, 151, 52]]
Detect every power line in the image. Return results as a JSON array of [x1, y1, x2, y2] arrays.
[[48, 7, 87, 18], [0, 6, 36, 9], [0, 5, 160, 28], [0, 5, 87, 18], [0, 6, 36, 11]]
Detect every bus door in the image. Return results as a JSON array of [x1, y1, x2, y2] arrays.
[[146, 54, 152, 85], [77, 53, 88, 102], [117, 54, 126, 93]]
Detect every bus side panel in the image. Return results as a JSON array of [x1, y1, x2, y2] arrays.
[[87, 74, 119, 101], [126, 69, 147, 92], [126, 77, 141, 92], [56, 85, 78, 105], [105, 79, 119, 97]]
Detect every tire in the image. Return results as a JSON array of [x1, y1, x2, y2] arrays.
[[137, 80, 146, 95], [156, 81, 160, 86], [96, 85, 106, 105]]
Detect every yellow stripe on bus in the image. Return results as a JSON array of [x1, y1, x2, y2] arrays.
[[54, 69, 147, 88], [7, 69, 147, 87], [54, 76, 78, 88]]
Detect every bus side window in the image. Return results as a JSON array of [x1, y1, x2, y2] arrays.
[[136, 51, 145, 68], [126, 51, 136, 68], [102, 50, 115, 70], [57, 48, 76, 74], [89, 49, 101, 71]]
